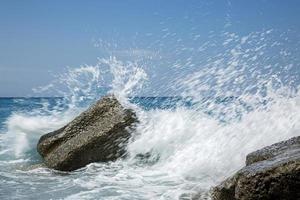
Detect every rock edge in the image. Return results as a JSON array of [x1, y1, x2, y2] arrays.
[[37, 95, 137, 171]]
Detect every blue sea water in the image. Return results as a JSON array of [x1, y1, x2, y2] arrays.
[[0, 97, 203, 199], [0, 93, 299, 200], [0, 96, 183, 129], [0, 98, 59, 128], [1, 27, 299, 199]]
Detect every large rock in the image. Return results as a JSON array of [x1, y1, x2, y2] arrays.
[[212, 136, 300, 200], [37, 95, 137, 171]]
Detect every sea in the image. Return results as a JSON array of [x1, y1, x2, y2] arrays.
[[0, 29, 300, 200]]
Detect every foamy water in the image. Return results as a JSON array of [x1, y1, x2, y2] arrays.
[[0, 30, 299, 199]]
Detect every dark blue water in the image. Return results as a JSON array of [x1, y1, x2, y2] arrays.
[[0, 98, 63, 129], [0, 97, 190, 128], [0, 96, 242, 130]]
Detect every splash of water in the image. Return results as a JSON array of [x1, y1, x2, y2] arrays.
[[0, 29, 299, 199], [125, 30, 300, 189], [1, 57, 148, 159]]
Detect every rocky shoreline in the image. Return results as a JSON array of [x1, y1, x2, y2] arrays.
[[37, 95, 299, 199], [211, 136, 300, 200]]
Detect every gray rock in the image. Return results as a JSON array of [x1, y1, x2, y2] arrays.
[[212, 136, 300, 200], [37, 95, 137, 171], [246, 136, 300, 166]]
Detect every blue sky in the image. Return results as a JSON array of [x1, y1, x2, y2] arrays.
[[1, 0, 300, 97]]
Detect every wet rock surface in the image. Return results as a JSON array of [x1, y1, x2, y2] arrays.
[[212, 136, 300, 200], [37, 95, 137, 171]]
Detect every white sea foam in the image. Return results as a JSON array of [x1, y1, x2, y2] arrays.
[[127, 91, 300, 189], [0, 30, 299, 199], [3, 110, 78, 158]]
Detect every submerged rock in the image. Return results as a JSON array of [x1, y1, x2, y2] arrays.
[[37, 95, 137, 171], [212, 136, 300, 200]]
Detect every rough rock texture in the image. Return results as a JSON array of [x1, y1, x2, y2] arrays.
[[246, 136, 300, 166], [37, 95, 137, 171], [212, 136, 300, 200]]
